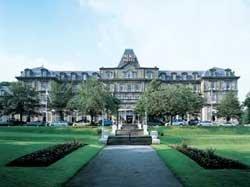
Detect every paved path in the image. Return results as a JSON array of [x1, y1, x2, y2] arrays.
[[66, 145, 182, 187]]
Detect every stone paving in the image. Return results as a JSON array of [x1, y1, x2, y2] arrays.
[[65, 145, 182, 187]]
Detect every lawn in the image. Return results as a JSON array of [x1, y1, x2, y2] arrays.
[[0, 126, 103, 187], [152, 126, 250, 187]]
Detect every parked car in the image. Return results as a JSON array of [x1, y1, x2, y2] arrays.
[[172, 119, 188, 126], [98, 119, 113, 126], [26, 121, 46, 127], [188, 119, 199, 126], [199, 121, 213, 126], [49, 120, 69, 127], [0, 119, 23, 126], [148, 118, 165, 126], [73, 119, 90, 127]]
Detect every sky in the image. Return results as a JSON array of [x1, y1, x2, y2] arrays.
[[0, 0, 250, 101]]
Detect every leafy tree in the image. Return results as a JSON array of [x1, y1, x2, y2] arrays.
[[68, 78, 120, 124], [135, 82, 204, 124], [49, 81, 73, 120], [0, 82, 39, 122], [243, 92, 250, 124], [216, 92, 242, 122]]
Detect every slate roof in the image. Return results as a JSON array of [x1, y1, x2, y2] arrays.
[[118, 49, 140, 68]]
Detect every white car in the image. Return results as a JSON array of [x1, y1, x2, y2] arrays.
[[199, 121, 213, 126], [172, 119, 188, 126], [50, 120, 69, 127]]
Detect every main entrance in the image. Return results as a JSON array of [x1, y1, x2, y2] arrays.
[[118, 109, 135, 124]]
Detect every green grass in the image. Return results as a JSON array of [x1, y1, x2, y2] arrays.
[[152, 126, 250, 187], [0, 127, 103, 187]]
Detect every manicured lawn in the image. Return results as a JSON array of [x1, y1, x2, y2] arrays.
[[0, 126, 103, 187], [152, 126, 250, 187]]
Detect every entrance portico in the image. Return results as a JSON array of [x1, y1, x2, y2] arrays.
[[118, 108, 136, 124]]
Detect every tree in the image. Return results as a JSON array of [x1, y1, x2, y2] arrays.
[[49, 81, 73, 120], [216, 92, 242, 122], [0, 82, 39, 122], [135, 82, 204, 124], [68, 78, 120, 124], [243, 92, 250, 124]]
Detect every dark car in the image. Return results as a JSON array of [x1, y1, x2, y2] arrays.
[[99, 119, 113, 126], [148, 118, 165, 126], [188, 119, 199, 126], [26, 121, 46, 126]]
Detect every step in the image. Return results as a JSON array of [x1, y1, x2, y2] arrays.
[[107, 136, 152, 145], [116, 129, 144, 137]]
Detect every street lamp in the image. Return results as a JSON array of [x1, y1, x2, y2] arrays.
[[45, 89, 49, 125], [101, 110, 104, 139]]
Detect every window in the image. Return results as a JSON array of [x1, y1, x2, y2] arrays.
[[226, 82, 230, 90], [127, 84, 131, 92], [82, 74, 87, 80], [182, 73, 187, 80], [172, 73, 176, 80], [135, 84, 139, 91], [71, 73, 77, 80], [106, 71, 113, 79], [127, 71, 133, 78], [132, 72, 137, 78], [41, 70, 47, 77], [211, 82, 215, 90], [146, 71, 153, 79], [119, 84, 123, 92], [160, 74, 166, 80], [25, 70, 31, 77]]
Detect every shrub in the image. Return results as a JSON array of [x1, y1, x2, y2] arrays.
[[7, 141, 85, 167], [173, 144, 248, 169]]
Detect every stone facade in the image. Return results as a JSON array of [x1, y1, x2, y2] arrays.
[[16, 49, 239, 122]]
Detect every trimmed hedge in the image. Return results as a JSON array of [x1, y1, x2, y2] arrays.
[[7, 141, 85, 167], [173, 144, 249, 169]]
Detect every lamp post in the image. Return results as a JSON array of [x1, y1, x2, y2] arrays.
[[101, 110, 104, 139], [45, 89, 49, 125]]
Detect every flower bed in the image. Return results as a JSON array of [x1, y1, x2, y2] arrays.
[[173, 144, 249, 169], [7, 141, 85, 167]]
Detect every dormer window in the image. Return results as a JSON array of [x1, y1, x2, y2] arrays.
[[106, 71, 113, 79], [82, 73, 87, 81], [60, 73, 67, 80], [25, 69, 32, 77], [193, 72, 198, 80], [146, 71, 153, 79], [182, 73, 187, 80], [225, 69, 231, 77], [41, 70, 47, 77], [71, 73, 77, 80], [171, 73, 177, 80], [160, 74, 166, 80]]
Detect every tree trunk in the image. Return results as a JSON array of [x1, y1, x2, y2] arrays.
[[90, 114, 94, 125], [226, 116, 230, 123], [170, 115, 173, 125], [116, 110, 119, 127], [20, 112, 23, 124], [59, 111, 64, 121]]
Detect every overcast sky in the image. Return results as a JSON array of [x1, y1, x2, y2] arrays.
[[0, 0, 250, 101]]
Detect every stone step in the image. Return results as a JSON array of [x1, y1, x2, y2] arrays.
[[107, 136, 152, 145], [121, 125, 138, 130], [116, 129, 144, 137]]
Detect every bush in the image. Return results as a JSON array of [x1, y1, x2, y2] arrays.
[[96, 128, 102, 135], [7, 141, 85, 167], [173, 144, 248, 169]]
